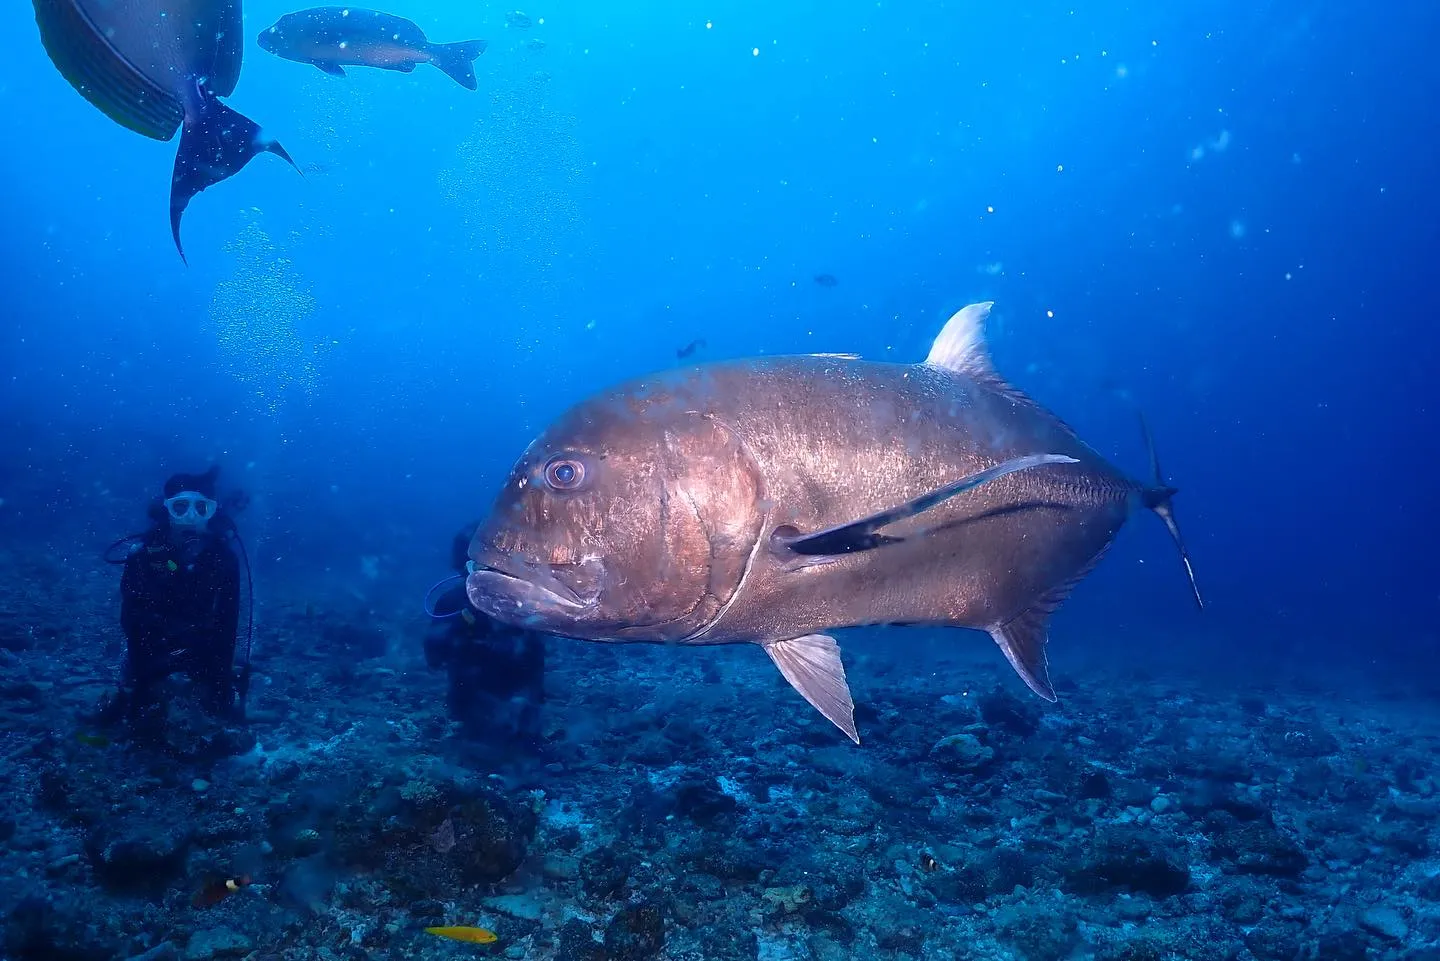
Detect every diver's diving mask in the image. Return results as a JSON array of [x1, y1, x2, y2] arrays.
[[164, 491, 217, 531]]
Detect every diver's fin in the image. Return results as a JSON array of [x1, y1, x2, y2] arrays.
[[314, 61, 345, 76], [170, 86, 298, 262], [1138, 413, 1203, 610], [429, 39, 488, 90], [776, 453, 1079, 556], [32, 0, 185, 140], [763, 634, 859, 744], [989, 606, 1057, 702]]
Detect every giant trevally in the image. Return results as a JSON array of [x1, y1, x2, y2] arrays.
[[257, 8, 487, 90], [32, 0, 297, 261], [464, 301, 1202, 744]]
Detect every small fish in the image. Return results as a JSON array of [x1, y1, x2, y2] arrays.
[[258, 7, 488, 90], [32, 0, 298, 261], [425, 926, 498, 944], [813, 273, 839, 287], [192, 875, 252, 909], [676, 338, 707, 360], [75, 732, 110, 748]]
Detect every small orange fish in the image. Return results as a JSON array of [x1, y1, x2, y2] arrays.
[[425, 926, 498, 944], [192, 875, 252, 909]]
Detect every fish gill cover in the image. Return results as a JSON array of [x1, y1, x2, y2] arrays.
[[1, 2, 1438, 960]]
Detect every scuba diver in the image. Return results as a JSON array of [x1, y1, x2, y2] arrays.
[[424, 522, 547, 764], [99, 466, 253, 737]]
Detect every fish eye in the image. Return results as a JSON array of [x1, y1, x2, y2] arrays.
[[543, 456, 585, 491]]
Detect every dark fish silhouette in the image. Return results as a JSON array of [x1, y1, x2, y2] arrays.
[[465, 301, 1201, 744], [676, 338, 706, 360], [258, 7, 487, 90], [813, 273, 839, 287], [33, 0, 297, 261]]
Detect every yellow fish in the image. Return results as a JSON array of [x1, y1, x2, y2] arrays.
[[425, 926, 498, 945]]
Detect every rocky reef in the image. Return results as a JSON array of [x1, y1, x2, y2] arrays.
[[1, 544, 1437, 960]]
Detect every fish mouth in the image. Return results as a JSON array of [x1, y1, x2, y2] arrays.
[[465, 555, 595, 626]]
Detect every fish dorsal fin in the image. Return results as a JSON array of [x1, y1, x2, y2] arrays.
[[763, 634, 859, 743], [925, 300, 1087, 443], [925, 301, 997, 376]]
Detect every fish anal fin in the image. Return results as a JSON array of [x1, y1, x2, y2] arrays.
[[315, 61, 346, 76], [763, 634, 859, 744], [778, 452, 1078, 556], [989, 535, 1119, 701], [989, 608, 1056, 702]]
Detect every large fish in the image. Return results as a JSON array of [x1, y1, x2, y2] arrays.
[[257, 8, 487, 90], [465, 302, 1202, 743], [32, 0, 297, 261]]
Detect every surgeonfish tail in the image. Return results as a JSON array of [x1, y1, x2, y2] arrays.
[[170, 85, 298, 263], [1138, 412, 1204, 610], [429, 39, 488, 90]]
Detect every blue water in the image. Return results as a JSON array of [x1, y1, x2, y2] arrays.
[[5, 2, 1434, 653], [1, 1, 1438, 957]]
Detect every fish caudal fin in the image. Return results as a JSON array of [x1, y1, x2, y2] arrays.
[[429, 39, 488, 90], [990, 606, 1057, 702], [762, 634, 859, 744], [170, 86, 298, 262], [1138, 414, 1204, 610]]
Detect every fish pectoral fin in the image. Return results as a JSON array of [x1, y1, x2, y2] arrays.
[[989, 607, 1058, 702], [775, 453, 1079, 556], [314, 61, 346, 76], [763, 634, 859, 744]]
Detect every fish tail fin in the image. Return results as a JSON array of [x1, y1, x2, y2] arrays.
[[429, 39, 488, 90], [170, 86, 298, 262], [1137, 412, 1204, 610]]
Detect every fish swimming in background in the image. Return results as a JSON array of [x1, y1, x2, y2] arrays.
[[676, 338, 707, 360], [813, 273, 839, 287], [425, 926, 498, 944], [192, 874, 252, 908], [258, 8, 488, 90], [465, 301, 1202, 744], [32, 0, 297, 261]]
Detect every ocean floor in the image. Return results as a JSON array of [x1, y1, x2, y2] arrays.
[[1, 544, 1437, 961]]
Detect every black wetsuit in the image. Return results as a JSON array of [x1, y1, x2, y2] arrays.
[[424, 605, 546, 750], [119, 528, 241, 717]]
